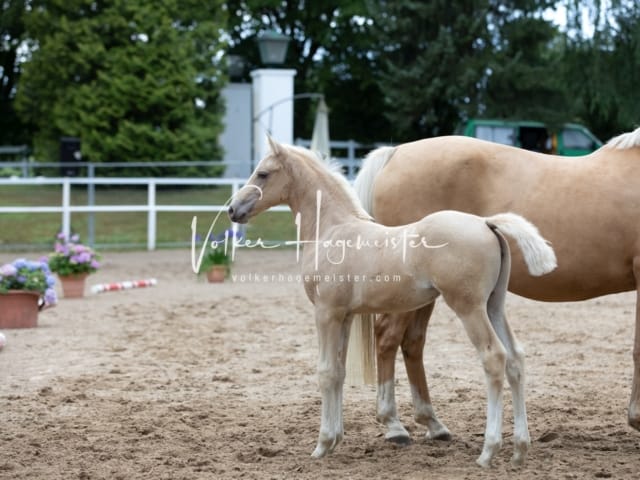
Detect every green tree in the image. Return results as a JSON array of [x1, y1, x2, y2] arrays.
[[561, 0, 640, 140], [16, 0, 227, 172], [0, 0, 30, 146], [482, 9, 567, 128], [370, 0, 567, 141], [370, 0, 494, 140]]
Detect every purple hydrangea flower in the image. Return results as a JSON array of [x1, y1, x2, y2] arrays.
[[44, 288, 58, 306], [14, 258, 27, 269], [0, 264, 17, 277], [77, 252, 91, 263], [26, 261, 41, 271]]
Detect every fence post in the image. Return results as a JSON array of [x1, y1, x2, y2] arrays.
[[147, 181, 156, 251], [62, 178, 71, 239], [87, 164, 95, 246], [347, 140, 356, 179], [231, 180, 243, 239]]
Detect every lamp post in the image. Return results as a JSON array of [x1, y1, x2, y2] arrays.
[[256, 30, 291, 66], [251, 30, 296, 170]]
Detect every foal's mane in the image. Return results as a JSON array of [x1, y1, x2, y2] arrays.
[[606, 126, 640, 150], [286, 144, 372, 221]]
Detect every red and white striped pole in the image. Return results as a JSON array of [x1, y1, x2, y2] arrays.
[[91, 278, 157, 294]]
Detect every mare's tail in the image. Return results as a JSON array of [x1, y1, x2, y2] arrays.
[[346, 146, 396, 385], [485, 213, 557, 276]]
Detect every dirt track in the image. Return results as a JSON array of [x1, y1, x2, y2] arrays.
[[1, 249, 640, 479]]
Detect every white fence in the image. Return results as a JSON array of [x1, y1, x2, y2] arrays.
[[0, 177, 289, 250]]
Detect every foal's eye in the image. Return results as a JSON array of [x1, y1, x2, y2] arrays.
[[256, 171, 269, 180]]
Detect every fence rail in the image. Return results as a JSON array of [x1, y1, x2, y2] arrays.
[[0, 177, 289, 250], [0, 139, 385, 180]]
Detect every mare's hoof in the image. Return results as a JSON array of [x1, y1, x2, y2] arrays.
[[385, 434, 412, 446], [429, 430, 452, 442]]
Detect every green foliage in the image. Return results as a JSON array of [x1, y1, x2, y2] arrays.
[[197, 246, 231, 275], [4, 0, 640, 152], [197, 238, 232, 275], [0, 258, 58, 306], [483, 14, 569, 129], [15, 0, 227, 171], [369, 0, 493, 139], [561, 1, 640, 140], [0, 0, 32, 145]]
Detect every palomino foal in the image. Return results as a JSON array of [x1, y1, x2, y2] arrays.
[[228, 138, 557, 467]]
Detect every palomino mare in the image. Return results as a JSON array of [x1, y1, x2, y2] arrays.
[[228, 137, 557, 467], [347, 127, 640, 445]]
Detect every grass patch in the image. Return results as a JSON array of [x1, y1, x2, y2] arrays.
[[0, 185, 297, 250]]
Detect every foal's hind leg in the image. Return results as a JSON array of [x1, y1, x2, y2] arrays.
[[446, 297, 507, 468], [487, 295, 530, 466], [401, 304, 451, 441]]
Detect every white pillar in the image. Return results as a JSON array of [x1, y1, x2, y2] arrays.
[[251, 68, 297, 168]]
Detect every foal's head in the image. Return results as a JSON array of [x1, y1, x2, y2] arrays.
[[228, 137, 295, 224]]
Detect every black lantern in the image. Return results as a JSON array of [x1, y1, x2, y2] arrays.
[[256, 30, 290, 66]]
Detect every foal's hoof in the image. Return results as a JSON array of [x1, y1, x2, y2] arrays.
[[385, 434, 412, 446], [511, 452, 527, 467], [511, 439, 530, 466]]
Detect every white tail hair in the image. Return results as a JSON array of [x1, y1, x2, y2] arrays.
[[353, 146, 396, 214], [346, 146, 396, 385], [486, 213, 557, 276]]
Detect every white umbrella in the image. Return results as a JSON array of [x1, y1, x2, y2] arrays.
[[310, 97, 330, 160]]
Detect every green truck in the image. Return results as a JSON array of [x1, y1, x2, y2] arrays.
[[456, 119, 602, 156]]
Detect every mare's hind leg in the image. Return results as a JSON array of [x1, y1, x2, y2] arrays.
[[401, 303, 451, 441], [445, 297, 507, 468], [375, 312, 412, 444], [629, 258, 640, 431], [487, 295, 530, 466]]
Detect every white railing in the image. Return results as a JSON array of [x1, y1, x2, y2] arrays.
[[0, 177, 289, 250]]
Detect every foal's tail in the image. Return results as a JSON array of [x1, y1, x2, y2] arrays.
[[346, 145, 396, 385], [485, 213, 557, 276]]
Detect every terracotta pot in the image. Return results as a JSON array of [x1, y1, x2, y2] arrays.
[[59, 273, 88, 298], [206, 266, 227, 283], [0, 290, 40, 329]]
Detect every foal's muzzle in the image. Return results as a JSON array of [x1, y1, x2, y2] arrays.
[[228, 203, 250, 224]]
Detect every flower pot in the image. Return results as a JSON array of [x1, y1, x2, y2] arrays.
[[59, 273, 88, 298], [0, 290, 40, 328], [206, 266, 227, 283]]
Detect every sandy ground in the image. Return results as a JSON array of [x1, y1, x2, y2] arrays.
[[1, 248, 640, 479]]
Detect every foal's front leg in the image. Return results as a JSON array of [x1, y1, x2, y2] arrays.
[[312, 306, 352, 458]]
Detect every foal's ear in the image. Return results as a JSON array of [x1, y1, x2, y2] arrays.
[[267, 135, 285, 157]]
